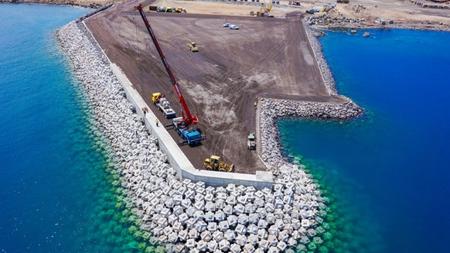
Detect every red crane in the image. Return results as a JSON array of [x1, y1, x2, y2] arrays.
[[136, 4, 198, 126]]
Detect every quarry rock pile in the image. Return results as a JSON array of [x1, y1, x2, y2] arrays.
[[56, 20, 360, 252], [303, 20, 337, 95]]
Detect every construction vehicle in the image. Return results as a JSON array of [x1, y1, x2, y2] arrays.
[[151, 92, 162, 104], [151, 92, 176, 118], [137, 4, 204, 146], [152, 6, 186, 13], [247, 132, 256, 150], [156, 6, 167, 12], [250, 0, 273, 17], [175, 7, 187, 13], [157, 97, 176, 119], [187, 42, 199, 52], [204, 155, 234, 172], [172, 117, 203, 145]]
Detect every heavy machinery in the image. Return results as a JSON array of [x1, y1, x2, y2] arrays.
[[247, 132, 256, 150], [157, 97, 176, 119], [151, 6, 186, 13], [151, 92, 162, 104], [187, 41, 199, 52], [172, 117, 203, 145], [175, 7, 187, 13], [136, 4, 203, 146], [204, 155, 234, 172], [151, 92, 176, 118], [289, 1, 301, 6], [250, 0, 273, 17]]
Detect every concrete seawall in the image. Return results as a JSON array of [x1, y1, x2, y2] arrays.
[[82, 20, 274, 189], [112, 62, 274, 189]]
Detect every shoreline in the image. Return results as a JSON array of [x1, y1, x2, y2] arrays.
[[305, 10, 450, 33], [313, 23, 450, 33]]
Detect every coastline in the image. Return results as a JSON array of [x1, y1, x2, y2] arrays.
[[305, 11, 450, 33]]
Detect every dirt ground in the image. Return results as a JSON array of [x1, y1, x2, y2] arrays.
[[85, 0, 344, 174], [336, 0, 450, 26]]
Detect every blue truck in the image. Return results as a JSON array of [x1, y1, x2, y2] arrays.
[[172, 117, 203, 146]]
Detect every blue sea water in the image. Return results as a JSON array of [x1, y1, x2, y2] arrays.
[[279, 29, 450, 253], [0, 4, 160, 253]]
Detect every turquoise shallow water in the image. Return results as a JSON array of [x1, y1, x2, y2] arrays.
[[279, 29, 450, 253], [0, 4, 160, 253]]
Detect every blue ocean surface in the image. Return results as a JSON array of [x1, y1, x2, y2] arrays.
[[279, 29, 450, 252], [0, 4, 159, 253]]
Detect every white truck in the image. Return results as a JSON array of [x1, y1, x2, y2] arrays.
[[157, 97, 176, 119], [247, 132, 256, 150]]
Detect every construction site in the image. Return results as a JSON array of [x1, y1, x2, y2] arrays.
[[85, 0, 344, 174]]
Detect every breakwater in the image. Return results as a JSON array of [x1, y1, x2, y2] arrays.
[[57, 21, 327, 252], [303, 20, 338, 96], [259, 98, 362, 171], [57, 11, 363, 251]]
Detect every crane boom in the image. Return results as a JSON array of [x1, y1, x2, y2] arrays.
[[136, 4, 198, 126]]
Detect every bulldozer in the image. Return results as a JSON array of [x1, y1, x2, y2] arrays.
[[187, 41, 199, 52], [203, 155, 234, 172]]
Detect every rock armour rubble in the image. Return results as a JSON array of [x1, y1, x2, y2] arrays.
[[258, 98, 362, 172], [56, 21, 360, 253]]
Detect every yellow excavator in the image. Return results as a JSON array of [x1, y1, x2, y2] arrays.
[[250, 0, 273, 17], [151, 92, 162, 104], [204, 155, 234, 172]]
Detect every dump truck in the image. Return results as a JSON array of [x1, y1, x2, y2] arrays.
[[204, 155, 234, 172], [247, 132, 256, 150], [187, 42, 199, 52]]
